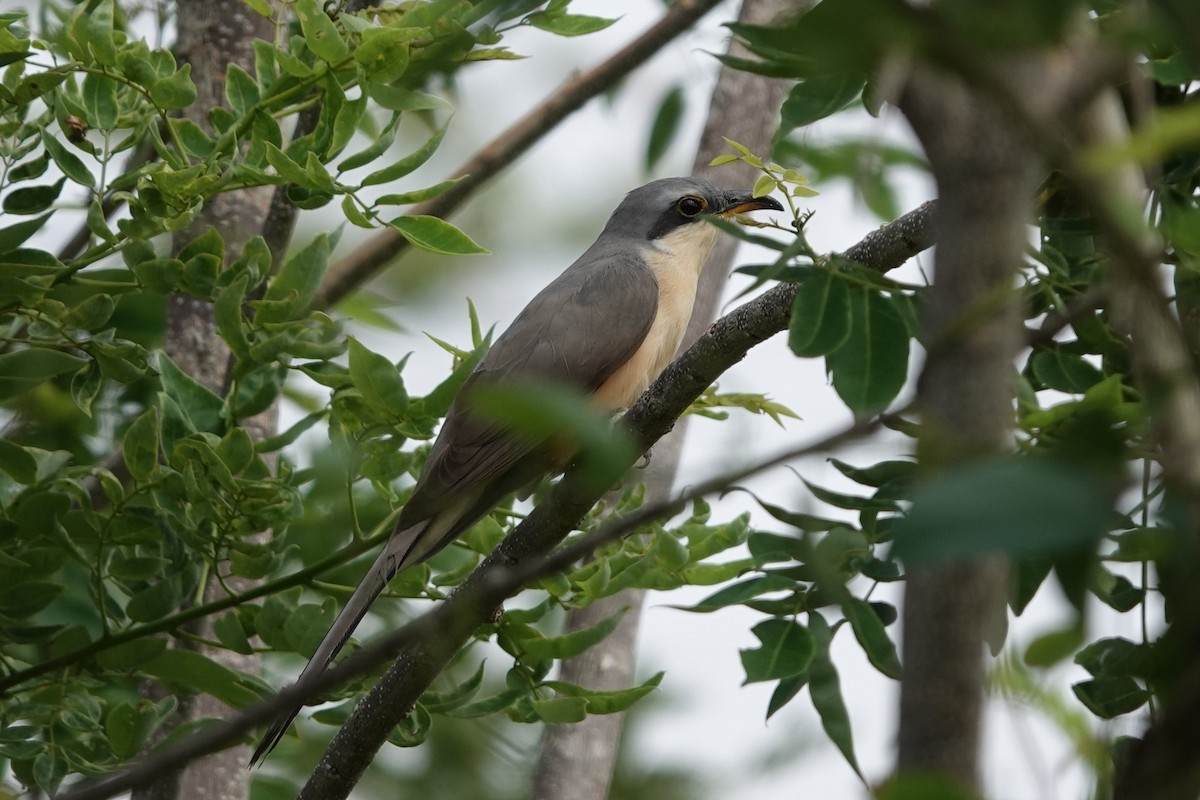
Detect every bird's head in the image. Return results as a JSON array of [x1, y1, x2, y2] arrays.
[[600, 176, 783, 243]]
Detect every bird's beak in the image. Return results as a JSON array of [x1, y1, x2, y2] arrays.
[[718, 190, 784, 218]]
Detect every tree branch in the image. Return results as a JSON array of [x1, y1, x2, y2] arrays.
[[312, 0, 725, 310]]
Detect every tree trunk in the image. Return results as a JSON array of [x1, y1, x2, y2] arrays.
[[894, 59, 1046, 788], [529, 3, 793, 797], [134, 2, 276, 798]]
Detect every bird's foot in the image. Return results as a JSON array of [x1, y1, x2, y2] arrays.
[[635, 447, 653, 469]]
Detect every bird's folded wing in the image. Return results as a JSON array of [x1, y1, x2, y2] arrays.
[[400, 251, 658, 522]]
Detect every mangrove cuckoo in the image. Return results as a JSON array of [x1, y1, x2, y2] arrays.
[[251, 177, 782, 762]]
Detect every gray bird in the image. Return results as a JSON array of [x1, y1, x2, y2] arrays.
[[251, 177, 781, 762]]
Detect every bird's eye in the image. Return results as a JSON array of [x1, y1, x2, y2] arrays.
[[676, 196, 706, 218]]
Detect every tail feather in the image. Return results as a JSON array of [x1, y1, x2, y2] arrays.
[[249, 521, 427, 765]]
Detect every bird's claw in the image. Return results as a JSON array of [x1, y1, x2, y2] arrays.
[[635, 447, 653, 469]]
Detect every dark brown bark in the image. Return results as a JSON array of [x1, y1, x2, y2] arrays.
[[528, 3, 794, 798]]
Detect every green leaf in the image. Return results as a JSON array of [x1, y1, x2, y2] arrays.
[[82, 72, 119, 130], [804, 479, 898, 513], [0, 346, 87, 380], [1030, 349, 1104, 393], [0, 582, 62, 619], [149, 64, 197, 109], [125, 575, 183, 622], [368, 85, 449, 112], [747, 531, 808, 565], [544, 671, 664, 714], [789, 267, 852, 357], [892, 457, 1113, 566], [842, 596, 901, 679], [389, 215, 488, 256], [780, 75, 864, 134], [739, 618, 814, 684], [441, 688, 524, 718], [214, 274, 251, 359], [0, 212, 54, 254], [0, 439, 38, 484], [1110, 526, 1173, 562], [808, 611, 863, 779], [123, 407, 160, 482], [110, 701, 161, 760], [258, 232, 331, 323], [341, 194, 373, 228], [354, 27, 411, 83], [70, 0, 118, 65], [828, 457, 915, 488], [43, 135, 95, 189], [337, 114, 402, 173], [1024, 623, 1085, 667], [255, 409, 326, 453], [284, 600, 339, 657], [767, 674, 806, 719], [95, 636, 168, 671], [645, 85, 684, 173], [295, 0, 349, 63], [652, 528, 689, 571], [303, 151, 335, 192], [347, 337, 409, 414], [142, 648, 262, 708], [422, 662, 486, 713], [826, 288, 909, 413], [2, 178, 65, 215], [518, 607, 628, 660], [676, 574, 794, 613], [8, 151, 50, 182], [1071, 676, 1150, 719], [65, 292, 116, 329], [224, 62, 259, 116], [375, 178, 463, 206], [532, 695, 588, 724], [265, 142, 313, 186], [1075, 637, 1147, 678], [527, 12, 618, 36], [215, 427, 255, 473], [157, 352, 224, 434], [360, 124, 448, 187]]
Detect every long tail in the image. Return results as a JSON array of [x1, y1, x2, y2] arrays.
[[249, 520, 427, 765]]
